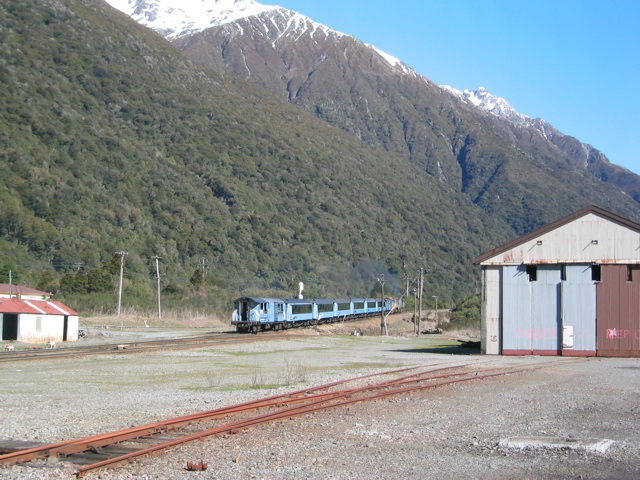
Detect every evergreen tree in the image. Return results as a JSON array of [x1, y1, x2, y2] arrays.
[[0, 264, 19, 284], [190, 268, 206, 288]]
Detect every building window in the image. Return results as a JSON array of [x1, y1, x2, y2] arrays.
[[591, 265, 601, 282], [525, 265, 537, 282], [561, 265, 567, 281], [36, 316, 42, 333], [626, 265, 640, 282]]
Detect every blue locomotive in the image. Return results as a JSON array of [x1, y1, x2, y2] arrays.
[[232, 296, 405, 333]]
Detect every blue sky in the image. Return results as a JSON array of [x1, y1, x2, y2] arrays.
[[275, 0, 640, 174]]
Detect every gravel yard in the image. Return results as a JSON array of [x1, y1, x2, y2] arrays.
[[1, 327, 639, 480]]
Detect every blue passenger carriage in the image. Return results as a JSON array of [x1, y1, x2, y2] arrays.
[[232, 297, 284, 333], [232, 296, 403, 333]]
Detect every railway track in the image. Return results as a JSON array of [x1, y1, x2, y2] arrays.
[[0, 331, 304, 362], [0, 359, 582, 477]]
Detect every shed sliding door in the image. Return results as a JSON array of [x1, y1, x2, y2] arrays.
[[502, 265, 565, 355], [562, 265, 596, 355], [596, 265, 640, 357]]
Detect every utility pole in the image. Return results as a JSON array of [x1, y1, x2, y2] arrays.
[[417, 268, 424, 337], [404, 273, 410, 297], [152, 255, 162, 323], [432, 295, 439, 325], [199, 256, 209, 276], [413, 287, 418, 335], [115, 251, 128, 317], [378, 274, 387, 336]]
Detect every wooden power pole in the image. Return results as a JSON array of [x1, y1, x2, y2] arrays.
[[115, 251, 128, 316], [152, 255, 162, 323]]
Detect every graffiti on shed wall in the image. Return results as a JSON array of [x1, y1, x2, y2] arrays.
[[606, 329, 640, 340]]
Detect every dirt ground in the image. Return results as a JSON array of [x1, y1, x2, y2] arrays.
[[3, 318, 637, 480]]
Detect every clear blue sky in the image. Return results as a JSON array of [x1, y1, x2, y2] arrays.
[[274, 0, 640, 174]]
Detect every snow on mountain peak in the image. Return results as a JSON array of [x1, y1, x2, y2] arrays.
[[443, 85, 541, 127], [106, 0, 420, 78], [106, 1, 526, 125], [106, 0, 280, 39]]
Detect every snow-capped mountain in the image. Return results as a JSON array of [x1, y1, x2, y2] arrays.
[[106, 0, 417, 74], [106, 0, 278, 39], [107, 0, 537, 125], [105, 0, 640, 208], [443, 86, 534, 126]]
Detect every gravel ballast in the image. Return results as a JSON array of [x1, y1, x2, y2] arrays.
[[1, 330, 639, 479]]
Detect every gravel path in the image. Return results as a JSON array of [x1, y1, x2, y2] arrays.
[[1, 331, 639, 479]]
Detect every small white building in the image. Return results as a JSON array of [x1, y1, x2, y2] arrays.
[[0, 289, 79, 344], [475, 205, 640, 358]]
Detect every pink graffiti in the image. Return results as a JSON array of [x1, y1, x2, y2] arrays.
[[515, 328, 557, 340], [606, 329, 640, 340]]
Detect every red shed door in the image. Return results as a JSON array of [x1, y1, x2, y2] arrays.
[[596, 265, 640, 357]]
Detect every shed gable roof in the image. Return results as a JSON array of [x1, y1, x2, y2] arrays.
[[474, 205, 640, 266], [0, 298, 78, 315]]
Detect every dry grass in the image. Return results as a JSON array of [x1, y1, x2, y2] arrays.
[[80, 311, 231, 331]]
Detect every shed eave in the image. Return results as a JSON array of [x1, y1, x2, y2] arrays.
[[474, 205, 640, 265]]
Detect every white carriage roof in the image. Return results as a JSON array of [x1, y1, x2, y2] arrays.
[[236, 297, 380, 304]]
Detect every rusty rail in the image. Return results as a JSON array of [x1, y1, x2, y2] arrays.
[[0, 359, 581, 477], [75, 362, 556, 478], [0, 363, 451, 465]]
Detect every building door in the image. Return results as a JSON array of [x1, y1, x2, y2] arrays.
[[2, 314, 19, 341], [596, 265, 640, 357], [530, 266, 562, 355], [502, 265, 533, 354], [561, 265, 596, 355], [63, 316, 69, 342], [502, 265, 561, 355]]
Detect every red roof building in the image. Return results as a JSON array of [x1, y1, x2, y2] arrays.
[[0, 297, 80, 344]]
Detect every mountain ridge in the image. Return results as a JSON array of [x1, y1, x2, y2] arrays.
[[105, 0, 640, 209]]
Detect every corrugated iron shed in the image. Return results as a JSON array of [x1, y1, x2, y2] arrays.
[[476, 205, 640, 358], [0, 298, 78, 316], [475, 205, 640, 266]]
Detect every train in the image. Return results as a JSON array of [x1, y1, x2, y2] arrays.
[[232, 296, 405, 333]]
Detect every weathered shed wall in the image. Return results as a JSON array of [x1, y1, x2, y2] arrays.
[[481, 267, 501, 355], [17, 314, 66, 343], [480, 213, 640, 266], [65, 316, 80, 342], [562, 265, 596, 355], [596, 265, 640, 357]]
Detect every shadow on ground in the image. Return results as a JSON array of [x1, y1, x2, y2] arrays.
[[392, 345, 481, 355]]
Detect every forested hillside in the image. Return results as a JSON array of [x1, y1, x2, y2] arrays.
[[1, 0, 639, 317], [0, 0, 511, 312]]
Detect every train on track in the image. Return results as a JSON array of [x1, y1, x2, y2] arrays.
[[232, 296, 405, 333]]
